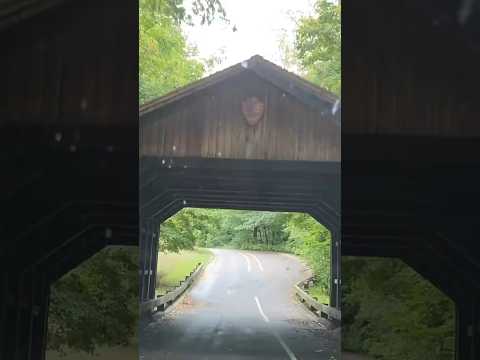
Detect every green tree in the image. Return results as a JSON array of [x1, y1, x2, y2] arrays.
[[140, 0, 226, 26], [139, 0, 229, 104], [342, 257, 455, 360], [47, 247, 138, 354], [284, 213, 331, 294], [139, 1, 204, 104], [294, 0, 341, 95]]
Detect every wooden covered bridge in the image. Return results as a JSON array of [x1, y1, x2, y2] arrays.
[[1, 0, 479, 359], [139, 55, 342, 308]]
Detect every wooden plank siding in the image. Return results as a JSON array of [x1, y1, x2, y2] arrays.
[[141, 71, 340, 162], [343, 0, 480, 137], [0, 1, 137, 129]]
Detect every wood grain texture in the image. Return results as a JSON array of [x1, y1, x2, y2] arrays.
[[141, 72, 340, 162], [0, 1, 137, 129], [343, 0, 480, 137]]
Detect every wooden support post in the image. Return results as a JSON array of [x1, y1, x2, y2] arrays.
[[0, 272, 11, 360], [0, 269, 50, 360], [29, 269, 50, 360], [144, 223, 152, 301], [14, 271, 31, 360], [456, 295, 480, 360], [474, 296, 480, 360], [148, 224, 159, 300], [330, 228, 341, 310], [139, 219, 147, 302], [2, 272, 18, 360], [143, 220, 154, 302]]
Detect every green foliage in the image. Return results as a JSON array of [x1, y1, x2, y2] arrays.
[[47, 247, 138, 355], [139, 0, 228, 104], [342, 257, 455, 360], [46, 344, 137, 360], [139, 0, 205, 104], [284, 213, 331, 295], [294, 0, 341, 95], [160, 208, 221, 252], [140, 0, 226, 26], [307, 284, 330, 305]]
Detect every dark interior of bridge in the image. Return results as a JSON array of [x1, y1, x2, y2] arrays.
[[343, 2, 480, 358], [1, 2, 138, 359], [1, 0, 480, 359]]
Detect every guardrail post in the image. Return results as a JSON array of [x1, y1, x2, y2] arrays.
[[140, 262, 204, 318]]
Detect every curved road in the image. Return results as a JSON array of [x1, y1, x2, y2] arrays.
[[140, 249, 339, 359]]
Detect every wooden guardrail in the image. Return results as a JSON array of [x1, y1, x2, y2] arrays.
[[141, 262, 204, 316], [294, 278, 341, 322]]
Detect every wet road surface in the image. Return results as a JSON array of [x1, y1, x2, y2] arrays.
[[140, 249, 339, 359]]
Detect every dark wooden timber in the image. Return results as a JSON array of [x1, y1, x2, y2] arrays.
[[0, 1, 138, 359], [140, 56, 340, 162], [343, 1, 480, 359]]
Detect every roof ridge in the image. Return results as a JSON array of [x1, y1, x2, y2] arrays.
[[247, 55, 338, 102], [140, 61, 245, 115], [140, 55, 338, 117]]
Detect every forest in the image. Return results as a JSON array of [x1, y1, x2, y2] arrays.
[[46, 1, 455, 359]]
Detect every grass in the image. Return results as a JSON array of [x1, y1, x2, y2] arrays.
[[46, 345, 137, 360], [156, 248, 213, 295], [307, 284, 330, 305], [341, 352, 373, 360]]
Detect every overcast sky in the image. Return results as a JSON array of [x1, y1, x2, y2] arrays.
[[183, 0, 315, 73]]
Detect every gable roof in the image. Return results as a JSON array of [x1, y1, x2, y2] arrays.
[[139, 55, 340, 123]]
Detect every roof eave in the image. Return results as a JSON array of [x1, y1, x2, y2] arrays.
[[139, 55, 338, 118]]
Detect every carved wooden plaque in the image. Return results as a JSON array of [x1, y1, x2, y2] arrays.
[[241, 97, 264, 126]]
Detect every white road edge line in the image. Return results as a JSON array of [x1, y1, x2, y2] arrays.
[[254, 296, 269, 323], [248, 253, 264, 272], [254, 296, 298, 360], [241, 254, 251, 272], [273, 331, 298, 360]]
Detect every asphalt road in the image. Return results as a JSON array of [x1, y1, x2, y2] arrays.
[[140, 249, 339, 360]]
